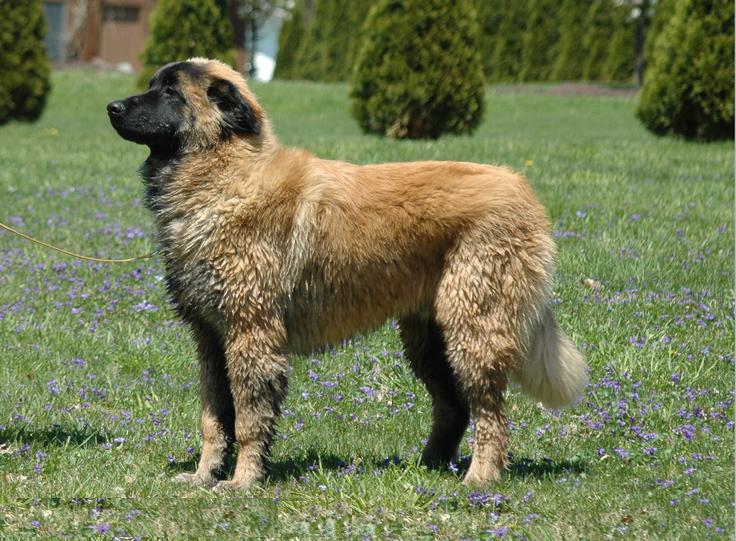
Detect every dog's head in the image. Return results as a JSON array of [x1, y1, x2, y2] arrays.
[[108, 58, 264, 154]]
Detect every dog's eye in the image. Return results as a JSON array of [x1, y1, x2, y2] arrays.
[[163, 87, 180, 98]]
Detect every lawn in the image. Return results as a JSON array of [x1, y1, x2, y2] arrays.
[[0, 69, 733, 539]]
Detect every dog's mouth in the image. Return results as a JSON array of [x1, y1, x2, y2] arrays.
[[109, 118, 146, 144], [108, 112, 179, 151], [107, 106, 147, 144]]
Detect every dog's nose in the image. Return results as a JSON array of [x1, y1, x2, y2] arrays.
[[107, 101, 125, 116]]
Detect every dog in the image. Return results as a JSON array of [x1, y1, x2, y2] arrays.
[[107, 58, 586, 490]]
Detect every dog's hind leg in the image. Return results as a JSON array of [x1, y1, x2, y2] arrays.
[[399, 315, 470, 468], [435, 237, 548, 485], [436, 307, 515, 485], [175, 319, 235, 486]]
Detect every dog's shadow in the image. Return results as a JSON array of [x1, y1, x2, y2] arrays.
[[507, 455, 587, 478], [0, 424, 108, 448], [166, 449, 401, 481], [167, 448, 587, 483]]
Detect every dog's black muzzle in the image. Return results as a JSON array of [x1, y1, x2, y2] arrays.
[[107, 100, 126, 117]]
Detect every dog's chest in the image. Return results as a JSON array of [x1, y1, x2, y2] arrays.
[[159, 215, 225, 327]]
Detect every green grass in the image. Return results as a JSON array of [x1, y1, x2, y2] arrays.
[[0, 69, 733, 539]]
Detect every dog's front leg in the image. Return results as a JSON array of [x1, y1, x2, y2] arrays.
[[214, 321, 289, 491], [175, 319, 234, 486]]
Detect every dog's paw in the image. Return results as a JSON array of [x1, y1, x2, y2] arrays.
[[173, 472, 216, 487], [461, 468, 501, 486], [212, 479, 252, 492]]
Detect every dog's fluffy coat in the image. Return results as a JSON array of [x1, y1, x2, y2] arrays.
[[108, 58, 586, 489]]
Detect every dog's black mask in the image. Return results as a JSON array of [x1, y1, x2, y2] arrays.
[[109, 61, 261, 157], [107, 62, 190, 154]]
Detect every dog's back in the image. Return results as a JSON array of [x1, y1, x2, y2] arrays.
[[279, 155, 552, 352]]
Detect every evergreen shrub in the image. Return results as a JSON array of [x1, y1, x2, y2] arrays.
[[137, 0, 234, 88], [637, 0, 734, 139], [350, 0, 485, 139], [0, 0, 51, 124]]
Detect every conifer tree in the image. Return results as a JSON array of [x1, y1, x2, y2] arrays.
[[520, 0, 561, 81], [351, 0, 485, 139], [637, 0, 734, 139], [341, 0, 376, 80], [551, 0, 591, 80], [582, 0, 616, 80], [0, 0, 51, 124], [137, 0, 234, 87], [473, 0, 505, 79], [274, 3, 305, 79], [642, 0, 676, 78], [489, 0, 527, 82], [602, 3, 636, 82], [292, 0, 333, 79]]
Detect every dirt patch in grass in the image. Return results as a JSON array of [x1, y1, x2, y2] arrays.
[[493, 82, 638, 97]]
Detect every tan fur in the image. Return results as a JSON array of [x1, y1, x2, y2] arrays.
[[132, 58, 586, 489]]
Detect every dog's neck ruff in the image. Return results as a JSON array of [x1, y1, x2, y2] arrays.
[[140, 150, 180, 214]]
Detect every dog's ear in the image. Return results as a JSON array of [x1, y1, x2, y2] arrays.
[[206, 79, 261, 137]]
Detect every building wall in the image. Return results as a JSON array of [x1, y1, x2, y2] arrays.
[[98, 1, 155, 69], [43, 0, 155, 69], [42, 1, 285, 78]]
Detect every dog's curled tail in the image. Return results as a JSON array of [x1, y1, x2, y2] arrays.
[[513, 306, 587, 409]]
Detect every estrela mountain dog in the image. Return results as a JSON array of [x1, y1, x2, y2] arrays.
[[108, 58, 586, 490]]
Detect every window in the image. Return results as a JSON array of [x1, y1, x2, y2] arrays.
[[102, 4, 140, 23]]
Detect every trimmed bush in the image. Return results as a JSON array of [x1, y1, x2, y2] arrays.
[[350, 0, 485, 139], [0, 0, 51, 124], [137, 0, 234, 88], [637, 0, 734, 139]]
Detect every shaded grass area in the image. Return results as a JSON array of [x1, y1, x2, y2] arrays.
[[0, 69, 733, 539]]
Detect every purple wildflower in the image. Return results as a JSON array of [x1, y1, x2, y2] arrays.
[[89, 524, 112, 534], [132, 301, 158, 312], [675, 424, 697, 440]]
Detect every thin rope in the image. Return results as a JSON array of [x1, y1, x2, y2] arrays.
[[0, 220, 153, 264]]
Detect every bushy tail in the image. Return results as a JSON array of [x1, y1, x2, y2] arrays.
[[513, 306, 587, 409]]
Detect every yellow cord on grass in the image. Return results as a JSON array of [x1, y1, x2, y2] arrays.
[[0, 220, 153, 264]]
